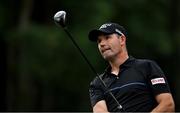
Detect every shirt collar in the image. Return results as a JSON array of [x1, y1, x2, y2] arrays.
[[104, 56, 135, 75]]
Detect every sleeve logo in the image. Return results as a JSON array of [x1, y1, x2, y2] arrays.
[[151, 77, 165, 85]]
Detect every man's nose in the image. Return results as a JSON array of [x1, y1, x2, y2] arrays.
[[99, 39, 106, 47]]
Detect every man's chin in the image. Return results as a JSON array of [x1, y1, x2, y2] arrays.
[[103, 55, 114, 60]]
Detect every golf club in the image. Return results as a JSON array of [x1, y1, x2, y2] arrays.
[[53, 10, 123, 111]]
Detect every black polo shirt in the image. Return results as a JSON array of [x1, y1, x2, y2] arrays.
[[89, 56, 171, 112]]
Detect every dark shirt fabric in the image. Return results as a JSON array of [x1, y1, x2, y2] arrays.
[[89, 56, 171, 112]]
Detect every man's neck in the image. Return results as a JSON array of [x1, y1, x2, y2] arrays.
[[109, 52, 129, 76]]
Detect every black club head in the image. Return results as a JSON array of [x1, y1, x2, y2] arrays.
[[54, 11, 66, 28]]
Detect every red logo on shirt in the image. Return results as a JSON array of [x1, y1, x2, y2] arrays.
[[151, 78, 165, 85]]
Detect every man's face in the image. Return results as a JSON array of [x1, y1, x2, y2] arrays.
[[97, 33, 123, 60]]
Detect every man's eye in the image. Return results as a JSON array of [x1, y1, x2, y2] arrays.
[[105, 36, 110, 40], [97, 39, 101, 43]]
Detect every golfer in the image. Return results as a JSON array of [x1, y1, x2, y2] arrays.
[[88, 22, 175, 112]]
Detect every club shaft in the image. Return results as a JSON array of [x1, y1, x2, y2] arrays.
[[63, 27, 123, 111], [64, 28, 97, 74]]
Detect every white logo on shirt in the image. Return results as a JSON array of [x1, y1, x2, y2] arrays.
[[151, 77, 166, 85]]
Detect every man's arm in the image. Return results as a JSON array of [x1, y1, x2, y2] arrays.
[[151, 93, 175, 112], [93, 100, 109, 113]]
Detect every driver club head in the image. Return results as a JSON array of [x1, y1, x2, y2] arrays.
[[54, 11, 66, 28]]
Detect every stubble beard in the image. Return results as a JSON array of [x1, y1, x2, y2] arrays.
[[102, 50, 120, 61]]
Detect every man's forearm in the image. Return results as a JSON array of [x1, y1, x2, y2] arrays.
[[151, 101, 175, 112], [93, 100, 109, 113]]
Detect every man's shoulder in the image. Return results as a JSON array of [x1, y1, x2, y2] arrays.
[[90, 73, 105, 86], [134, 57, 155, 66], [132, 57, 158, 72]]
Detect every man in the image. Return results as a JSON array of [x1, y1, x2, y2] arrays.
[[88, 22, 175, 112]]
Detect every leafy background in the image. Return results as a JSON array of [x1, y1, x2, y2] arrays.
[[0, 0, 180, 111]]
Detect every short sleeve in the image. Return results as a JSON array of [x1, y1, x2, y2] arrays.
[[147, 60, 171, 96], [89, 77, 105, 107]]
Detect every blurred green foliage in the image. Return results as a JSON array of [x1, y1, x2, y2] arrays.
[[0, 0, 180, 111]]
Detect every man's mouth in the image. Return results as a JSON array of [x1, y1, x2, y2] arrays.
[[101, 48, 111, 53]]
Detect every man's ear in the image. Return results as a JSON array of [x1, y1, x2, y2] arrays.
[[120, 35, 126, 46]]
